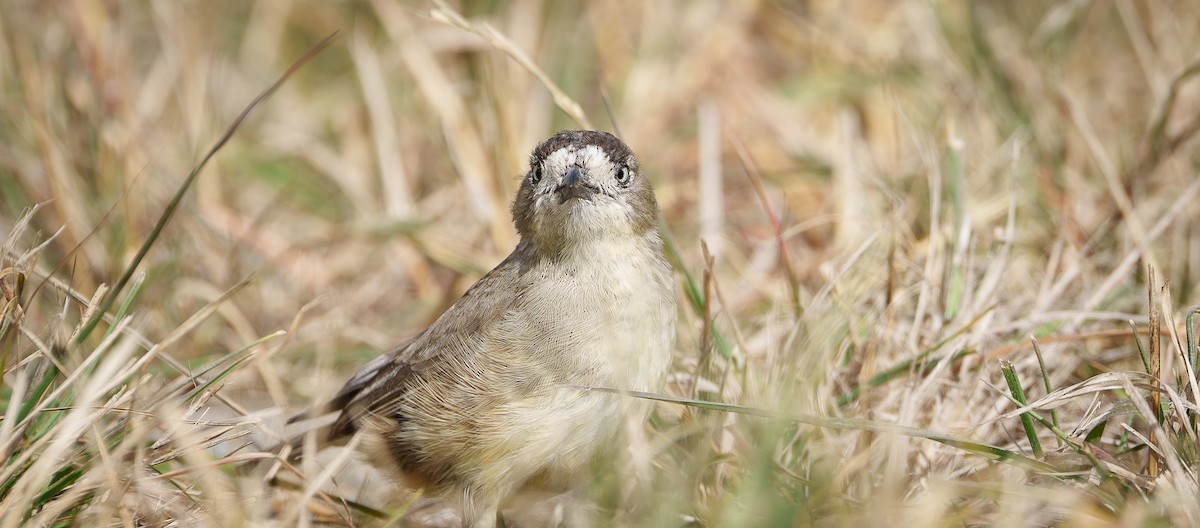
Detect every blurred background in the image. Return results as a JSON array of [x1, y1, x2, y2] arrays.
[[3, 0, 1200, 525]]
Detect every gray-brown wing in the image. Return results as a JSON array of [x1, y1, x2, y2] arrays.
[[325, 246, 531, 440]]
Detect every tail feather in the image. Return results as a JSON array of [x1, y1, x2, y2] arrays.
[[279, 346, 400, 458]]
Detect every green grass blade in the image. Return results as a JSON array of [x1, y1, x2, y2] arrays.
[[839, 307, 993, 406], [14, 362, 60, 428], [31, 464, 86, 510], [658, 215, 732, 359], [173, 331, 285, 402], [572, 385, 1060, 474], [1001, 359, 1042, 457], [102, 272, 145, 340]]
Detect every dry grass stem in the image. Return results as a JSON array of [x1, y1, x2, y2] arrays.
[[4, 1, 1200, 526]]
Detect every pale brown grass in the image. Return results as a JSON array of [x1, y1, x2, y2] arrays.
[[3, 1, 1200, 526]]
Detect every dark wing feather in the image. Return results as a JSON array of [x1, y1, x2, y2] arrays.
[[324, 245, 532, 441]]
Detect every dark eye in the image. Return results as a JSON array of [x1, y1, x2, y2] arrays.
[[530, 163, 543, 184], [615, 166, 633, 185]]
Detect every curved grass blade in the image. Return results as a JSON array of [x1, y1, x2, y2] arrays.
[[838, 306, 993, 406], [571, 385, 1060, 473], [74, 32, 340, 344]]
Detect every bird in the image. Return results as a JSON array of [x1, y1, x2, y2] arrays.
[[294, 130, 678, 527]]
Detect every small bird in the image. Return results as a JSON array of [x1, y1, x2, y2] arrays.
[[300, 130, 677, 527]]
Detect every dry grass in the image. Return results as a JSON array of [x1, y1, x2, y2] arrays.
[[3, 1, 1200, 526]]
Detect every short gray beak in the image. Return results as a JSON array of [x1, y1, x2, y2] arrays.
[[555, 168, 597, 202]]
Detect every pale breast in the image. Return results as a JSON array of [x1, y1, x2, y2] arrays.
[[477, 238, 675, 485], [508, 236, 676, 390]]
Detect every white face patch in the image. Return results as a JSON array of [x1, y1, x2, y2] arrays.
[[530, 144, 634, 241], [541, 145, 618, 186]]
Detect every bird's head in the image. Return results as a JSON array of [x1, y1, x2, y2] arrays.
[[512, 130, 659, 252]]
